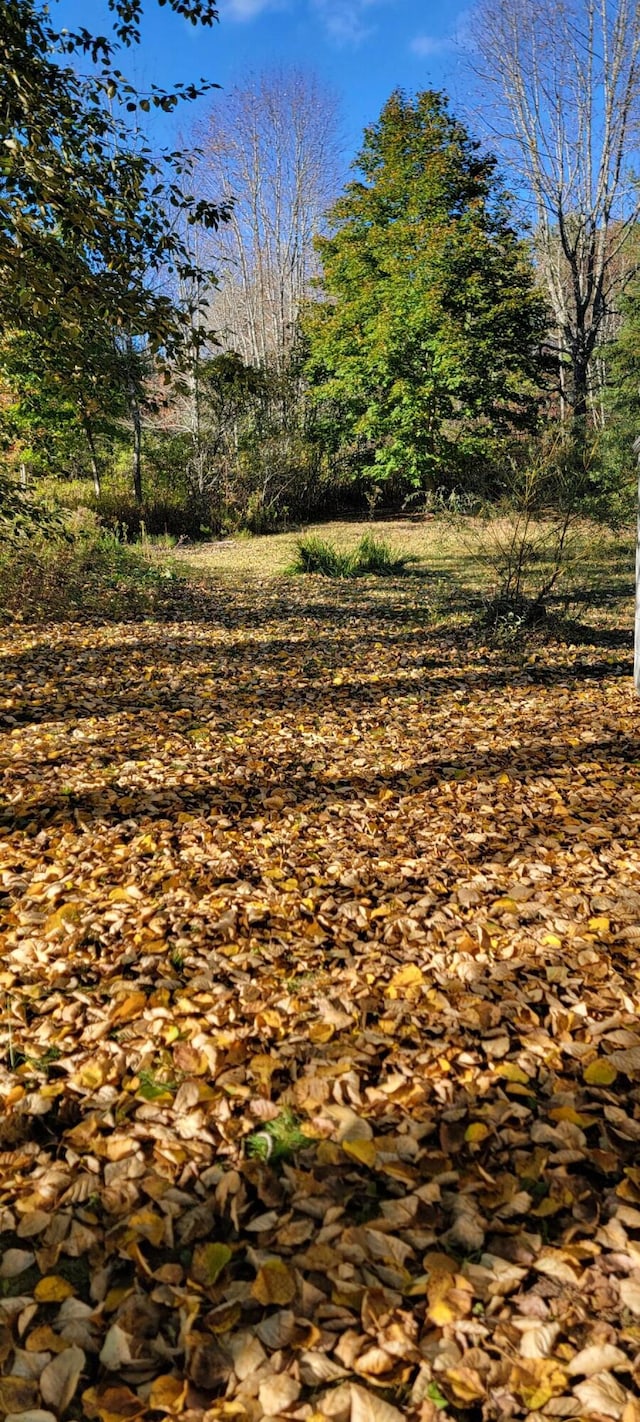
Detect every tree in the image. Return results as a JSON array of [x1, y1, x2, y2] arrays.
[[195, 68, 341, 373], [472, 0, 640, 428], [0, 324, 133, 497], [0, 0, 229, 514], [303, 90, 546, 498]]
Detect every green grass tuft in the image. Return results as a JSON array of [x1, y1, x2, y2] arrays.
[[289, 532, 418, 578]]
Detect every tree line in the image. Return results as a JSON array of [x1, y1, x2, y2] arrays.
[[2, 0, 640, 538]]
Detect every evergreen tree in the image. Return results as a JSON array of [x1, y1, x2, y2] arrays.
[[304, 89, 547, 496]]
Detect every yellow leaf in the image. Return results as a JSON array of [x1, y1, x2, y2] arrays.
[[387, 964, 424, 1000], [108, 885, 139, 903], [251, 1258, 297, 1306], [343, 1137, 377, 1167], [109, 991, 147, 1026], [309, 1021, 334, 1043], [44, 903, 80, 933], [510, 1360, 567, 1411], [248, 1053, 278, 1084], [260, 1008, 283, 1031], [137, 835, 157, 854], [491, 896, 519, 915], [495, 1062, 530, 1084], [127, 1208, 165, 1247], [443, 1366, 486, 1404], [426, 1273, 473, 1327], [584, 1058, 618, 1085], [148, 1376, 188, 1414], [465, 1122, 490, 1144], [549, 1106, 594, 1127], [531, 1195, 564, 1218], [35, 1274, 75, 1302], [73, 1059, 109, 1090], [541, 932, 563, 948], [588, 915, 610, 935]]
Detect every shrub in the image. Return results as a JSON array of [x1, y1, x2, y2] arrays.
[[290, 532, 418, 578]]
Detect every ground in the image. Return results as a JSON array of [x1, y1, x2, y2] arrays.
[[1, 519, 640, 1422]]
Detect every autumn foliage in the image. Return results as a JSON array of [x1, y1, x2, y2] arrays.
[[0, 556, 639, 1421]]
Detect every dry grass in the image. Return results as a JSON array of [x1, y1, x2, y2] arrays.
[[176, 516, 634, 628]]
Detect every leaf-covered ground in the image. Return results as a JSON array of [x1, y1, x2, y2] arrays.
[[1, 561, 640, 1422]]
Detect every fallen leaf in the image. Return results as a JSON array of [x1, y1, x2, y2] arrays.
[[258, 1373, 301, 1414], [251, 1258, 297, 1306], [40, 1346, 85, 1412], [584, 1059, 618, 1086], [573, 1372, 628, 1418], [34, 1277, 75, 1303], [568, 1344, 628, 1376]]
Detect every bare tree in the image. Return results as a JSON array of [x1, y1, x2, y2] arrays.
[[472, 0, 640, 424], [195, 68, 341, 373]]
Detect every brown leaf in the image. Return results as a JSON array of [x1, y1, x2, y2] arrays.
[[568, 1345, 628, 1377], [350, 1383, 406, 1422], [40, 1346, 85, 1413], [573, 1373, 628, 1418], [258, 1373, 301, 1414], [620, 1274, 640, 1317], [82, 1385, 145, 1422], [251, 1258, 297, 1305]]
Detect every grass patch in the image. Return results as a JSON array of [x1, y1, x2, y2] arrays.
[[245, 1109, 313, 1162], [289, 532, 418, 578]]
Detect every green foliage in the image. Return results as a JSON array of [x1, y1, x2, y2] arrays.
[[245, 1110, 313, 1162], [598, 272, 640, 526], [290, 532, 417, 577], [0, 0, 227, 519], [304, 89, 547, 499]]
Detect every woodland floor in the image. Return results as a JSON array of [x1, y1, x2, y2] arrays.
[[1, 522, 640, 1422]]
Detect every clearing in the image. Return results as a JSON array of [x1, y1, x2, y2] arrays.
[[1, 519, 640, 1422]]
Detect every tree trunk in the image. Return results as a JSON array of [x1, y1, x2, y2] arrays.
[[572, 352, 589, 424], [131, 397, 143, 504], [83, 418, 101, 498]]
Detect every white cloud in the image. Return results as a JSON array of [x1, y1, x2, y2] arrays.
[[311, 0, 386, 46], [410, 32, 448, 57], [410, 9, 474, 59], [220, 0, 389, 43], [222, 0, 282, 20]]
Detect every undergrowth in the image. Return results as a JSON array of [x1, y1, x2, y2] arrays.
[[0, 508, 178, 624]]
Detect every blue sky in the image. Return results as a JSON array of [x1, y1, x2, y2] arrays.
[[57, 0, 474, 163]]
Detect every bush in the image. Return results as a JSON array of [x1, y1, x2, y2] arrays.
[[440, 434, 598, 625], [290, 532, 418, 577]]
